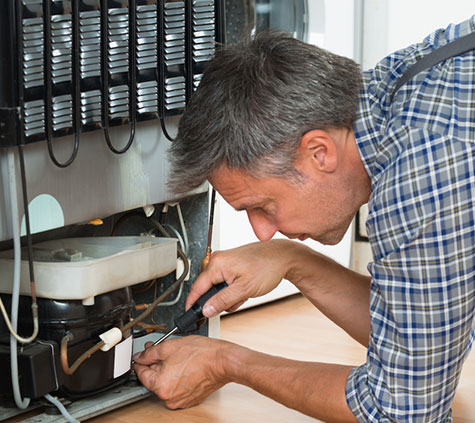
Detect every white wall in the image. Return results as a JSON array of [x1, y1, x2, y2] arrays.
[[362, 0, 474, 69], [312, 0, 357, 58]]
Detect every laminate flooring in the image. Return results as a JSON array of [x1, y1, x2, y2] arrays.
[[88, 294, 475, 422]]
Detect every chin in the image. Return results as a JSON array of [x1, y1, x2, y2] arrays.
[[310, 231, 346, 246]]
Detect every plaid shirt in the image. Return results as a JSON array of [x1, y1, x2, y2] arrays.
[[346, 17, 475, 422]]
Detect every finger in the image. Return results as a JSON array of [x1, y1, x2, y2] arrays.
[[133, 344, 163, 365], [202, 282, 248, 317], [185, 267, 227, 310], [144, 341, 154, 348], [225, 300, 246, 313], [133, 363, 159, 391]]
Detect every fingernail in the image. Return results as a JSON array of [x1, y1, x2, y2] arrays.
[[132, 352, 141, 361], [203, 304, 217, 317]]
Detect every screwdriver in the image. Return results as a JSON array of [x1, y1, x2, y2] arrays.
[[152, 189, 220, 347], [152, 281, 228, 346]]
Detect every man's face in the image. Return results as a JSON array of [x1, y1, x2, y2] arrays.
[[209, 164, 357, 246]]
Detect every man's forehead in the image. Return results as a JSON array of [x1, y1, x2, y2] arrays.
[[208, 166, 272, 210], [208, 166, 251, 192]]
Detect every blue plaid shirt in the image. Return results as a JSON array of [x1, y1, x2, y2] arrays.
[[346, 17, 475, 422]]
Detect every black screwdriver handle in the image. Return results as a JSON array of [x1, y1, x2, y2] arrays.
[[174, 282, 228, 332]]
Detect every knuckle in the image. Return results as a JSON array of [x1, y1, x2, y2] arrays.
[[210, 250, 225, 266], [210, 250, 221, 259], [213, 294, 228, 309]]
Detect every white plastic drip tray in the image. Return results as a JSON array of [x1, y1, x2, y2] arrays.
[[0, 236, 177, 302]]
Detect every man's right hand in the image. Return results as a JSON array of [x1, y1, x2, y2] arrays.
[[185, 239, 297, 317]]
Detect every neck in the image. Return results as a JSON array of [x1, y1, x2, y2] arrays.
[[341, 128, 372, 207]]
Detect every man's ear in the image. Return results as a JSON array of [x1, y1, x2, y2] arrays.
[[298, 129, 338, 173]]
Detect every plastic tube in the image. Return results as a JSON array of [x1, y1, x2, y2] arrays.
[[7, 150, 30, 409], [1, 151, 39, 344], [157, 278, 185, 307], [176, 203, 189, 254], [162, 223, 186, 253], [44, 394, 79, 423], [0, 297, 39, 343]]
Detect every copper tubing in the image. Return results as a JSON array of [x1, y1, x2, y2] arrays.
[[136, 322, 167, 333], [201, 189, 217, 272], [200, 248, 211, 272], [60, 333, 105, 376], [135, 303, 151, 310], [207, 189, 216, 249]]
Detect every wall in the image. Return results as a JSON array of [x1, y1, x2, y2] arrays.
[[362, 0, 474, 69]]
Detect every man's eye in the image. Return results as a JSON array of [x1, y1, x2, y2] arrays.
[[255, 207, 270, 215]]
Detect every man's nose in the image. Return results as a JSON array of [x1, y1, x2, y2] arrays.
[[246, 210, 278, 242]]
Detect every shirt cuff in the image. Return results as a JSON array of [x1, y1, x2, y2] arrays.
[[345, 365, 454, 423]]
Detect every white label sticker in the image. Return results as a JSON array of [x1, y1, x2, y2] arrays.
[[113, 335, 133, 378]]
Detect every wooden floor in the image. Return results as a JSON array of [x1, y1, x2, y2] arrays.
[[88, 294, 475, 423]]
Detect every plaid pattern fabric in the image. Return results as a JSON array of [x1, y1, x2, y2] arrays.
[[346, 17, 475, 422]]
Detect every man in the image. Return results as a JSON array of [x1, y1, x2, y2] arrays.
[[133, 17, 475, 422]]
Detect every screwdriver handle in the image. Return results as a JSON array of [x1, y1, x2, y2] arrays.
[[174, 282, 228, 332]]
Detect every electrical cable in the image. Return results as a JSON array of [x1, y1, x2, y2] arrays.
[[131, 279, 156, 293], [160, 117, 176, 142], [18, 146, 38, 309], [110, 211, 148, 236], [17, 145, 39, 341], [111, 211, 174, 239], [44, 394, 79, 423]]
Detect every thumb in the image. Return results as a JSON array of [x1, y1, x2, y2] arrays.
[[202, 282, 248, 317], [133, 343, 163, 365]]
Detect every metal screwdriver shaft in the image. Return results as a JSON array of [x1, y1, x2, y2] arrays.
[[152, 189, 222, 347], [152, 282, 227, 346], [152, 327, 178, 346]]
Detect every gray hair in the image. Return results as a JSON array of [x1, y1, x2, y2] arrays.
[[168, 30, 362, 193]]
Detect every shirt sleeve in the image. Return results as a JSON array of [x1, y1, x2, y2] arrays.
[[345, 129, 475, 422]]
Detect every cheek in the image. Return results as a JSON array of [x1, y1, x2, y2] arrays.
[[273, 205, 307, 231]]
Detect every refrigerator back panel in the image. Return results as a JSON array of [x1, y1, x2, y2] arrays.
[[0, 0, 225, 148]]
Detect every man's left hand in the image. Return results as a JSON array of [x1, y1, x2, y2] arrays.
[[133, 335, 232, 409]]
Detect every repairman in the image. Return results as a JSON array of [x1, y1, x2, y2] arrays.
[[133, 16, 475, 422]]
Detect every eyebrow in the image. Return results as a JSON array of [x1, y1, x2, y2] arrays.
[[233, 204, 253, 212], [234, 200, 270, 212]]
